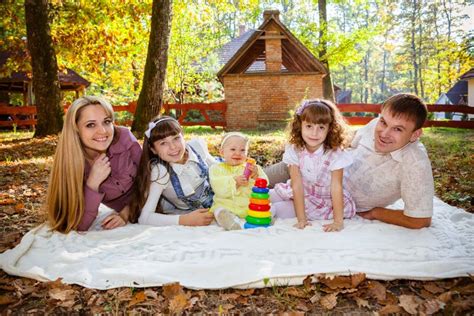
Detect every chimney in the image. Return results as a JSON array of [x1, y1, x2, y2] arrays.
[[263, 10, 282, 72], [238, 25, 246, 37], [263, 10, 280, 21]]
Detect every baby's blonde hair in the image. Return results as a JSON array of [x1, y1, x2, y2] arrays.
[[220, 132, 250, 150]]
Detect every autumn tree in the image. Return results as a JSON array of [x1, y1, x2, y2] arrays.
[[24, 0, 62, 136], [132, 0, 172, 134]]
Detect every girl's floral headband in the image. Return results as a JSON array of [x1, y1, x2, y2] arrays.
[[144, 117, 177, 138]]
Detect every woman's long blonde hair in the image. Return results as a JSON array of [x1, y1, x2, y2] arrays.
[[46, 96, 114, 233]]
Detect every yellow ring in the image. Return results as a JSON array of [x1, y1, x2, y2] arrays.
[[248, 210, 271, 218], [249, 198, 270, 205]]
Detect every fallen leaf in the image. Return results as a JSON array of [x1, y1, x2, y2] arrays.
[[303, 275, 313, 289], [169, 293, 189, 314], [423, 282, 444, 294], [144, 289, 159, 300], [221, 293, 240, 300], [128, 291, 146, 307], [319, 293, 337, 310], [367, 280, 386, 301], [163, 282, 184, 299], [48, 288, 75, 301], [286, 287, 307, 298], [355, 297, 370, 308], [378, 304, 403, 315], [296, 302, 310, 311], [0, 198, 15, 205], [437, 291, 454, 303], [379, 291, 398, 306], [117, 288, 132, 301], [420, 299, 445, 314], [48, 288, 76, 308], [452, 296, 474, 312], [0, 295, 17, 305], [219, 303, 235, 312], [456, 283, 474, 294], [399, 294, 422, 315], [237, 288, 255, 296], [309, 292, 321, 304], [317, 273, 365, 290]]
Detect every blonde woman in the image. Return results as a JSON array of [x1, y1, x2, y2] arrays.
[[46, 96, 142, 233]]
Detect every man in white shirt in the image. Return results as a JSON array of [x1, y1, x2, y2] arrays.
[[346, 93, 434, 229]]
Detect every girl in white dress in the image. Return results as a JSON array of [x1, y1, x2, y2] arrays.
[[270, 99, 356, 231]]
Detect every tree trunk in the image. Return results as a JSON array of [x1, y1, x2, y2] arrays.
[[132, 0, 172, 134], [410, 0, 419, 95], [25, 0, 62, 137], [417, 1, 424, 98], [318, 0, 335, 102]]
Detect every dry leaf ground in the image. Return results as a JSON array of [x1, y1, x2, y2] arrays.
[[1, 127, 473, 314]]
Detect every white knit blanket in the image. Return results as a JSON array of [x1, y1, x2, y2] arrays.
[[1, 197, 473, 290]]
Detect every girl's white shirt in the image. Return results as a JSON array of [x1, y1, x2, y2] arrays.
[[138, 138, 216, 226]]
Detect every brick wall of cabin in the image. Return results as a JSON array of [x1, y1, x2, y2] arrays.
[[223, 73, 324, 129]]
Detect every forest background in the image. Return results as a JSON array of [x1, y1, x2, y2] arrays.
[[1, 0, 472, 107]]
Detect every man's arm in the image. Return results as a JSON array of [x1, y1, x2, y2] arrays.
[[358, 207, 431, 229]]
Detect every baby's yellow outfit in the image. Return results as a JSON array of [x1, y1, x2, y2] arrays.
[[209, 162, 268, 218]]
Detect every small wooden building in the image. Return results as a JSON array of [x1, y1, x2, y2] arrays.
[[217, 10, 328, 129], [0, 50, 90, 105]]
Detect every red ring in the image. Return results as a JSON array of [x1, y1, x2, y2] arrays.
[[248, 203, 271, 211]]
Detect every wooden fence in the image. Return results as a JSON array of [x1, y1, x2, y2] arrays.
[[1, 101, 473, 130], [338, 103, 474, 129]]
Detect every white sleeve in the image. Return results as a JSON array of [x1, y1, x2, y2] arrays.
[[137, 164, 180, 226], [329, 149, 354, 171], [190, 138, 217, 167], [282, 144, 299, 166]]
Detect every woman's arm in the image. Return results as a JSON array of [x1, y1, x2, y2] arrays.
[[289, 165, 309, 229], [324, 168, 344, 232]]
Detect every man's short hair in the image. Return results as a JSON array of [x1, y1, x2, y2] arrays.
[[381, 93, 428, 130]]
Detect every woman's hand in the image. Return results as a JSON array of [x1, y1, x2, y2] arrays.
[[101, 213, 126, 230], [86, 153, 111, 191], [323, 221, 344, 232], [179, 209, 214, 226], [294, 219, 311, 229]]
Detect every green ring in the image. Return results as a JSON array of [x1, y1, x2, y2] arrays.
[[250, 192, 270, 200], [245, 216, 271, 225]]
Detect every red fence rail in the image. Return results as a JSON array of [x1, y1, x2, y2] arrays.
[[337, 103, 474, 129], [1, 102, 473, 129]]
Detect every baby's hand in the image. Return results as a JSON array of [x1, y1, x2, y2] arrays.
[[323, 221, 344, 232], [234, 175, 249, 188], [248, 164, 258, 179], [294, 220, 311, 229]]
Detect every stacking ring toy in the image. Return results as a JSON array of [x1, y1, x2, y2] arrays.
[[248, 210, 271, 218], [245, 216, 271, 225], [248, 203, 271, 211], [251, 192, 270, 199], [252, 187, 269, 194], [254, 178, 268, 188], [249, 198, 270, 205], [244, 222, 270, 229]]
